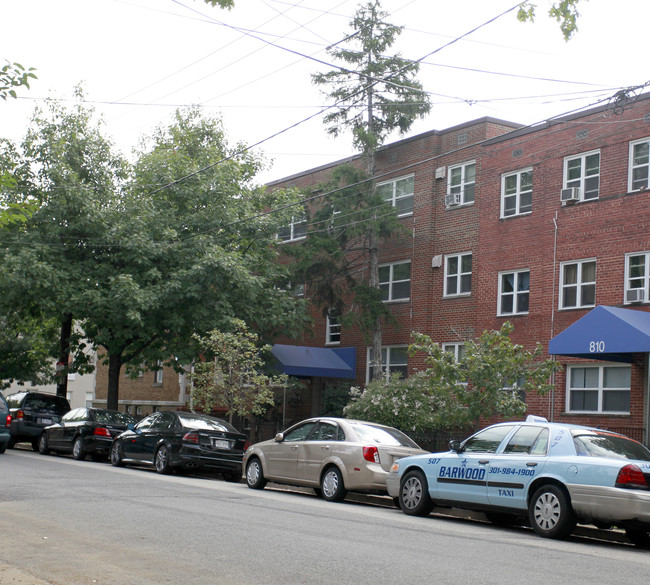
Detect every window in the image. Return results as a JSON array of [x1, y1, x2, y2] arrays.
[[85, 392, 93, 407], [284, 421, 317, 442], [498, 270, 530, 316], [559, 259, 596, 309], [567, 365, 631, 414], [376, 175, 414, 217], [463, 425, 516, 453], [442, 343, 465, 362], [629, 138, 650, 191], [154, 362, 163, 385], [564, 151, 600, 200], [447, 161, 475, 206], [326, 311, 341, 345], [379, 261, 410, 302], [501, 168, 532, 217], [503, 427, 549, 456], [278, 213, 307, 243], [444, 253, 472, 297], [625, 252, 650, 303], [367, 346, 408, 382]]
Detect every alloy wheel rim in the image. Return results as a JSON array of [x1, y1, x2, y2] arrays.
[[402, 477, 422, 509], [73, 440, 82, 458], [534, 492, 560, 530], [156, 447, 167, 471]]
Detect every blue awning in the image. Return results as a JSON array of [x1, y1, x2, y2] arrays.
[[548, 305, 650, 362], [271, 344, 356, 378]]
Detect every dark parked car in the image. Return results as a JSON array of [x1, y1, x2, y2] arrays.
[[39, 407, 138, 461], [110, 411, 247, 480], [0, 393, 10, 454], [5, 391, 71, 450]]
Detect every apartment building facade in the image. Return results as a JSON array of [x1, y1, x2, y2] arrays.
[[270, 92, 650, 444]]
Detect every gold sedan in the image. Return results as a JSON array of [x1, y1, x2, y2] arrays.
[[243, 417, 426, 502]]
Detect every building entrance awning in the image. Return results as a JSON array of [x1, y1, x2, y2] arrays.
[[271, 344, 356, 378], [548, 305, 650, 362]]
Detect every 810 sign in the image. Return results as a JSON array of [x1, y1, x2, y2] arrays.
[[589, 340, 606, 352]]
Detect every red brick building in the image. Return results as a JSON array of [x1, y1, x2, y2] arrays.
[[269, 93, 650, 444]]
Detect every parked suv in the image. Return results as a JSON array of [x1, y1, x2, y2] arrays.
[[0, 393, 10, 453], [5, 391, 71, 450]]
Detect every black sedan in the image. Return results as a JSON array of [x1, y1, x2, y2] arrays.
[[110, 411, 247, 481], [39, 407, 137, 461]]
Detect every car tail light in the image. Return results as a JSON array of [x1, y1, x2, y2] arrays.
[[183, 432, 200, 444], [15, 410, 24, 421], [616, 464, 648, 488], [363, 446, 380, 464], [93, 427, 111, 437], [5, 414, 11, 426]]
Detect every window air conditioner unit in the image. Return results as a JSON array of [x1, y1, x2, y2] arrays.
[[445, 192, 461, 207], [626, 288, 646, 303], [560, 187, 581, 203]]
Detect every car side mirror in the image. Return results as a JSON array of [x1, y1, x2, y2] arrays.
[[275, 432, 284, 442], [449, 440, 462, 452]]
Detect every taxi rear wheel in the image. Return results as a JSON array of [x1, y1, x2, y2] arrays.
[[529, 484, 576, 539], [400, 470, 433, 516]]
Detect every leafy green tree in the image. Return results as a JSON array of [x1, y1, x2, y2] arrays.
[[311, 0, 430, 380], [190, 319, 285, 421], [518, 0, 582, 40], [344, 323, 560, 432], [0, 61, 36, 101]]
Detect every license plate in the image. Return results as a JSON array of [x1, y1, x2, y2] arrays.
[[212, 439, 231, 449], [39, 418, 52, 425]]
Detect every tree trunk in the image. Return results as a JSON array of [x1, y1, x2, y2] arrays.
[[106, 353, 122, 411], [56, 313, 73, 398]]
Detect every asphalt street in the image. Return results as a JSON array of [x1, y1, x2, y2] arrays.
[[1, 447, 648, 585]]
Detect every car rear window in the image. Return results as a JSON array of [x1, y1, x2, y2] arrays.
[[350, 423, 420, 448], [23, 394, 70, 414], [178, 413, 238, 433], [94, 410, 137, 425], [573, 431, 650, 461]]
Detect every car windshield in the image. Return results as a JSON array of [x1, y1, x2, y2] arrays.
[[350, 423, 420, 448], [178, 413, 238, 433], [94, 410, 137, 425], [573, 431, 650, 461]]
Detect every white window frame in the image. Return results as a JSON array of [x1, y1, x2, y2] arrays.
[[629, 137, 650, 192], [325, 312, 341, 345], [447, 161, 476, 206], [500, 167, 533, 218], [278, 214, 307, 243], [376, 174, 414, 218], [559, 259, 596, 310], [366, 345, 408, 382], [378, 260, 411, 302], [444, 252, 472, 297], [566, 364, 631, 415], [625, 251, 650, 304], [442, 342, 465, 363], [563, 150, 600, 201], [154, 361, 164, 385], [497, 269, 530, 316]]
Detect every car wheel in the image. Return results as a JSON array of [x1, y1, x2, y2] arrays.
[[72, 437, 86, 460], [31, 439, 39, 452], [245, 457, 267, 490], [320, 466, 347, 502], [0, 443, 6, 454], [223, 470, 242, 483], [38, 434, 50, 455], [529, 484, 576, 539], [154, 444, 172, 474], [110, 441, 125, 467], [7, 437, 15, 449], [400, 469, 434, 516], [625, 526, 650, 548]]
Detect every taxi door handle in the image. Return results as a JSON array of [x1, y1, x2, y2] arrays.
[[478, 460, 489, 465], [526, 462, 538, 467]]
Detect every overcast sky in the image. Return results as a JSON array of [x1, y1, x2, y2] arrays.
[[1, 0, 648, 183]]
